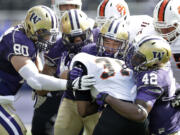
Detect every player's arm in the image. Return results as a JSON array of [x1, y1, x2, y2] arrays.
[[69, 61, 99, 117], [34, 60, 57, 96], [104, 95, 150, 123], [103, 84, 163, 123], [11, 56, 67, 90], [76, 91, 99, 117], [11, 56, 95, 91]]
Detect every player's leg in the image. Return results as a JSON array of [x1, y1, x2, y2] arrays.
[[82, 112, 99, 135], [54, 98, 83, 135], [31, 91, 63, 135], [0, 104, 27, 135], [169, 131, 180, 135]]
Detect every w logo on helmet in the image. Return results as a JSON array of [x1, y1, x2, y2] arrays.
[[153, 51, 165, 61], [30, 12, 41, 24]]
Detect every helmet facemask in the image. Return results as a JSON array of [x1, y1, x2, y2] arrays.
[[97, 34, 128, 59], [62, 28, 92, 54], [131, 50, 147, 71], [154, 21, 180, 43], [34, 28, 58, 52]]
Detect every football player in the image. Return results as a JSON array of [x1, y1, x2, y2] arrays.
[[110, 35, 180, 135], [95, 0, 153, 43], [31, 1, 83, 135], [0, 5, 95, 135], [140, 0, 180, 86], [95, 0, 130, 28], [53, 0, 82, 21], [69, 18, 148, 135], [44, 9, 99, 135]]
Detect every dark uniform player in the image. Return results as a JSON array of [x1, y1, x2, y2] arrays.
[[0, 6, 95, 135], [101, 35, 180, 135], [70, 18, 148, 135], [32, 9, 99, 135]]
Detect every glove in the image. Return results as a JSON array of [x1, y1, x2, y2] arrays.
[[96, 92, 108, 107], [69, 67, 83, 80], [32, 90, 47, 109], [175, 88, 180, 95], [171, 88, 180, 108], [67, 75, 96, 90]]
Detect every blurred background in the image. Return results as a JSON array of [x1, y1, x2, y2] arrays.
[[0, 0, 160, 36], [0, 0, 160, 133]]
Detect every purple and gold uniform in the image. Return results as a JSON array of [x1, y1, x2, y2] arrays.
[[52, 22, 100, 135], [0, 25, 36, 96], [31, 39, 64, 135], [54, 41, 99, 135], [135, 67, 180, 135], [0, 25, 37, 135]]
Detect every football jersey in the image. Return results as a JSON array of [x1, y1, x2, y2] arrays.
[[70, 52, 136, 101], [135, 66, 180, 135], [127, 15, 153, 44], [140, 24, 180, 85], [0, 25, 37, 96], [48, 27, 100, 100]]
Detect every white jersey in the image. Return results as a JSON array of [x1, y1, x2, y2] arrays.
[[140, 24, 180, 85], [70, 53, 137, 101], [127, 15, 153, 43]]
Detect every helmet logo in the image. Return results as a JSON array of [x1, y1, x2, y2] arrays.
[[178, 6, 180, 14], [153, 51, 165, 61], [30, 12, 42, 24], [116, 4, 126, 15]]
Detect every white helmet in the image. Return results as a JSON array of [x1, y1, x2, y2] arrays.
[[153, 0, 180, 43], [95, 0, 130, 28], [53, 0, 82, 20]]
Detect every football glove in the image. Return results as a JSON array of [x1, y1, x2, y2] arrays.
[[96, 92, 108, 107], [68, 67, 83, 80], [171, 88, 180, 108], [67, 75, 96, 91]]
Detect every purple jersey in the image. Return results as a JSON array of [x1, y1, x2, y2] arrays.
[[46, 27, 99, 100], [135, 67, 180, 135], [45, 38, 67, 67], [61, 43, 97, 99], [0, 25, 37, 95]]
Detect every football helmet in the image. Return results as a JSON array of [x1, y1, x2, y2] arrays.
[[95, 0, 130, 28], [153, 0, 180, 43], [60, 9, 93, 53], [97, 18, 129, 59], [24, 5, 58, 51], [128, 35, 171, 71], [53, 0, 82, 20]]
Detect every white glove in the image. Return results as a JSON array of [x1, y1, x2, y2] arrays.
[[32, 91, 47, 109], [67, 75, 96, 90]]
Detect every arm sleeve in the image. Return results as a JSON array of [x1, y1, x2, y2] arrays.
[[18, 60, 67, 91]]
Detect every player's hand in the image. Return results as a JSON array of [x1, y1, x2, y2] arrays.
[[171, 88, 180, 108], [68, 67, 83, 80], [32, 90, 47, 109], [96, 92, 108, 107], [67, 75, 96, 90]]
